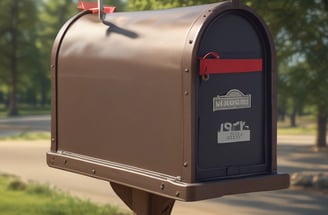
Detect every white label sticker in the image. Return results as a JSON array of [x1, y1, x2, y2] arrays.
[[213, 89, 251, 112], [217, 121, 250, 144]]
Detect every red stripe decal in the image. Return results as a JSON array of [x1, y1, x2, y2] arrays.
[[199, 53, 263, 76]]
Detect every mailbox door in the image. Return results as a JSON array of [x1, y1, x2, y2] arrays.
[[196, 11, 272, 181]]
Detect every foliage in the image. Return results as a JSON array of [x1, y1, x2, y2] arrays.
[[0, 0, 39, 115], [277, 115, 317, 135], [248, 0, 328, 146], [104, 0, 127, 11], [128, 0, 328, 146], [1, 0, 327, 145], [0, 0, 127, 116], [127, 0, 218, 10], [0, 174, 129, 215], [36, 0, 77, 110], [0, 104, 50, 117]]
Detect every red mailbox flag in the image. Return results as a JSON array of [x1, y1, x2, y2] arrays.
[[77, 0, 115, 14]]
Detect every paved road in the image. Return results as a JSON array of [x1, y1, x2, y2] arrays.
[[0, 115, 50, 137], [1, 116, 327, 214], [1, 137, 328, 215]]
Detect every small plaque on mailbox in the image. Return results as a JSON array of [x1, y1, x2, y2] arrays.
[[213, 89, 252, 112]]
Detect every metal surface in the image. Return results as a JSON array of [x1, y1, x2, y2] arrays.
[[53, 2, 222, 182], [98, 0, 104, 21], [48, 1, 289, 201], [47, 151, 289, 201]]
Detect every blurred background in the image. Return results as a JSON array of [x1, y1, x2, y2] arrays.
[[0, 0, 327, 215], [1, 0, 328, 148]]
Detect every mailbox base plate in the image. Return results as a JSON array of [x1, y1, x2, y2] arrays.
[[47, 151, 289, 201]]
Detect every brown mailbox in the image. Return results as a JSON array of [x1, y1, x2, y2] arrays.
[[47, 0, 289, 201]]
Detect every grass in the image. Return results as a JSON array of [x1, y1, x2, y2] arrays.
[[0, 174, 129, 215], [277, 126, 316, 135], [0, 131, 51, 141], [0, 104, 50, 118], [277, 115, 317, 136]]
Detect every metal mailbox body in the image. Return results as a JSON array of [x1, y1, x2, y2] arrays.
[[48, 1, 289, 201]]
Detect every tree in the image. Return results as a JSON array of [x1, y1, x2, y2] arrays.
[[0, 0, 127, 115], [0, 0, 39, 116], [278, 62, 309, 127], [127, 0, 217, 10], [104, 0, 126, 11], [248, 0, 328, 148], [36, 0, 77, 109], [127, 0, 328, 148]]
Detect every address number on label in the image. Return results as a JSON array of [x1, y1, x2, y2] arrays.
[[217, 121, 251, 144]]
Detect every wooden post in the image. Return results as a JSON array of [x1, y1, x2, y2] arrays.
[[111, 182, 175, 215]]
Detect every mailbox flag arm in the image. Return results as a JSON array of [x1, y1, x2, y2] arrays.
[[199, 52, 263, 76]]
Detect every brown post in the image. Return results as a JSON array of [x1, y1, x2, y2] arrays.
[[111, 182, 175, 215]]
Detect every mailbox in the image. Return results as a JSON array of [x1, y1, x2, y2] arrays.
[[47, 0, 289, 201]]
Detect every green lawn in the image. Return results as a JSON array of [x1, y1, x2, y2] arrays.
[[0, 174, 129, 215], [277, 126, 316, 135], [0, 104, 50, 118], [0, 132, 51, 141], [277, 115, 317, 136]]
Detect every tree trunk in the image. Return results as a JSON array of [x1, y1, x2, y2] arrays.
[[278, 107, 286, 121], [316, 107, 327, 148], [8, 0, 19, 116], [290, 109, 297, 127], [324, 0, 328, 11]]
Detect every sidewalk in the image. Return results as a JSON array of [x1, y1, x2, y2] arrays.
[[0, 115, 50, 137], [278, 135, 328, 192]]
